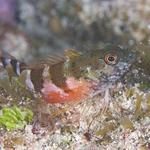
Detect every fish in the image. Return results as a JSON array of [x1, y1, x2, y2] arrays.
[[0, 44, 136, 103], [42, 45, 136, 104]]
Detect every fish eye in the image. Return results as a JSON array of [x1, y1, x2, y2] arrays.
[[104, 53, 118, 65]]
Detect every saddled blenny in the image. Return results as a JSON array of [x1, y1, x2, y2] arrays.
[[61, 45, 137, 107], [43, 45, 136, 104], [0, 45, 136, 104]]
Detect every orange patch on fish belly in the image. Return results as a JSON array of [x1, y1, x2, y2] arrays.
[[41, 77, 91, 103]]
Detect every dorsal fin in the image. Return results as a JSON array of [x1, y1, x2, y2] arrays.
[[64, 49, 82, 59], [40, 52, 66, 65]]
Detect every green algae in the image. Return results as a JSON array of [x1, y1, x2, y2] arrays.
[[0, 106, 33, 131]]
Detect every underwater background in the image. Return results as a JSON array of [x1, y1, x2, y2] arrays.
[[0, 0, 149, 60], [0, 0, 150, 149]]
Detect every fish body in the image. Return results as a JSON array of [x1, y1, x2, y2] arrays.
[[42, 45, 136, 103], [0, 45, 136, 103]]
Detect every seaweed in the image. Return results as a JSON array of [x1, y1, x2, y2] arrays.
[[139, 83, 150, 90], [95, 122, 117, 137], [120, 116, 134, 130], [0, 106, 33, 131], [134, 93, 143, 118]]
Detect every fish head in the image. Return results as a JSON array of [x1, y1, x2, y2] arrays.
[[86, 44, 137, 94], [98, 45, 136, 83], [70, 44, 137, 86]]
